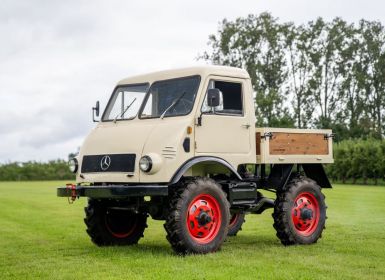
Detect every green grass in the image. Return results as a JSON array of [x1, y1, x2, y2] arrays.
[[0, 182, 384, 280]]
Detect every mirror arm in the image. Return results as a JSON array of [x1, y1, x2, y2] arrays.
[[92, 107, 98, 122], [197, 113, 203, 126], [92, 101, 100, 123]]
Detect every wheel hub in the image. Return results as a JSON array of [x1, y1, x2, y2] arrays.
[[197, 211, 212, 226], [291, 192, 320, 236], [105, 209, 138, 238], [300, 208, 313, 220]]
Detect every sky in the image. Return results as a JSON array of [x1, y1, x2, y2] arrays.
[[1, 0, 385, 162]]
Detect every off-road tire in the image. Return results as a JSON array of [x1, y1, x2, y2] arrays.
[[84, 198, 147, 246], [228, 213, 246, 236], [164, 177, 230, 254], [273, 176, 326, 245]]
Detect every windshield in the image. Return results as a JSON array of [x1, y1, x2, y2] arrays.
[[140, 76, 200, 119], [102, 83, 149, 121]]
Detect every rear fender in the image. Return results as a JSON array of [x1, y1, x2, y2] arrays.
[[266, 164, 294, 190], [302, 164, 332, 188], [265, 164, 332, 190]]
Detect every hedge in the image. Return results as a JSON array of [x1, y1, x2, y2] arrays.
[[0, 160, 75, 181], [325, 139, 385, 185]]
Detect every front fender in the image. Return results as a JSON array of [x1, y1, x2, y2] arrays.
[[169, 156, 242, 184]]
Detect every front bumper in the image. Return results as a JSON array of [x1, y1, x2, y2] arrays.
[[57, 184, 168, 198]]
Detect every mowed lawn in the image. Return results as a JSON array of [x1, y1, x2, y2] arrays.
[[0, 182, 384, 280]]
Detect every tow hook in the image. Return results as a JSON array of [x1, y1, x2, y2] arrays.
[[66, 183, 78, 204]]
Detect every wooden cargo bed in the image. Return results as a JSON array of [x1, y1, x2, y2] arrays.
[[255, 128, 334, 164]]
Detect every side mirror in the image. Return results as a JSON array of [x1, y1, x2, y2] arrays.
[[95, 101, 100, 116], [92, 101, 100, 122], [197, 88, 222, 126], [207, 88, 221, 107]]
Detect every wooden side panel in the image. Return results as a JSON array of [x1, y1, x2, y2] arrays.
[[255, 132, 261, 155], [269, 132, 328, 155]]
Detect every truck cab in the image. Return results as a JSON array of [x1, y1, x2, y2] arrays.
[[59, 66, 333, 255], [74, 66, 256, 185]]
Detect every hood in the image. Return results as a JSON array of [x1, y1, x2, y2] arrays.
[[76, 120, 156, 183], [81, 121, 155, 155], [76, 117, 194, 184]]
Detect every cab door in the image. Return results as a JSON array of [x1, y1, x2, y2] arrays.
[[194, 77, 251, 154]]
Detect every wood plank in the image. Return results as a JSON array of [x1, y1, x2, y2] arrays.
[[269, 132, 329, 155], [255, 132, 261, 155]]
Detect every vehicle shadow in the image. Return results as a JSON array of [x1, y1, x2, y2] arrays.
[[225, 234, 281, 247], [72, 233, 282, 259]]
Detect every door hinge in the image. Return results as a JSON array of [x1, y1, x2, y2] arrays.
[[324, 133, 335, 140], [261, 132, 273, 140]]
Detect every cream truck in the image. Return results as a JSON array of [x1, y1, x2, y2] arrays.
[[58, 66, 334, 254]]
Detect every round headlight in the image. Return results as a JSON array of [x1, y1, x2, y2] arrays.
[[68, 158, 78, 173], [139, 156, 152, 172]]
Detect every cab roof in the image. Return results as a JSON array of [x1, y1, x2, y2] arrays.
[[117, 65, 250, 85]]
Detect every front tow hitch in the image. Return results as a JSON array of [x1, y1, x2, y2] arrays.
[[65, 183, 78, 204]]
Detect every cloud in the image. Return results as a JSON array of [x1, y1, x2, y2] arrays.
[[1, 0, 384, 162]]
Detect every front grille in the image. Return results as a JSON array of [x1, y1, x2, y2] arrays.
[[81, 154, 136, 173]]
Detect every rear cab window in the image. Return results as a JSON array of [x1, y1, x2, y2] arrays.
[[201, 80, 243, 116]]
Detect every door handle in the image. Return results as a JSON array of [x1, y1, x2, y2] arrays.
[[241, 124, 251, 129]]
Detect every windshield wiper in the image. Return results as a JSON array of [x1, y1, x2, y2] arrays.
[[160, 92, 186, 119], [113, 98, 137, 123]]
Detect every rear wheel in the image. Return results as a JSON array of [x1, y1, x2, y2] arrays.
[[228, 213, 245, 236], [164, 178, 230, 254], [84, 199, 147, 246], [273, 176, 326, 245]]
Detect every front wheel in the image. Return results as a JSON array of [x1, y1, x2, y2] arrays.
[[273, 176, 326, 245], [164, 178, 230, 254], [84, 199, 148, 246]]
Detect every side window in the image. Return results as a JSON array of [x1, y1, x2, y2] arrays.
[[201, 80, 243, 115]]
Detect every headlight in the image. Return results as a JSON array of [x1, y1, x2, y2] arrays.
[[68, 158, 78, 173], [139, 156, 152, 172]]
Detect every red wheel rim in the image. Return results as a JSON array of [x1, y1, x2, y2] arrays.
[[186, 194, 222, 244], [105, 209, 138, 238], [291, 192, 320, 236], [229, 214, 239, 227]]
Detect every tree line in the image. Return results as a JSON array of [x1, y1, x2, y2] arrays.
[[0, 160, 75, 181], [202, 13, 385, 140], [325, 139, 385, 185]]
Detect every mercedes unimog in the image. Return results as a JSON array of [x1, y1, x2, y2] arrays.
[[58, 66, 334, 254]]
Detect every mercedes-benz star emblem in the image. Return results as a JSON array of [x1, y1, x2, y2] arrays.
[[100, 155, 111, 171]]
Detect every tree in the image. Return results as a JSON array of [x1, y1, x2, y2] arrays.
[[284, 23, 317, 128], [300, 18, 350, 130], [202, 13, 385, 140], [202, 13, 294, 127], [359, 20, 385, 138]]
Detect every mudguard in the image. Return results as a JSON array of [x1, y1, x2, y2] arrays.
[[302, 164, 332, 188], [266, 163, 332, 190], [169, 156, 242, 185]]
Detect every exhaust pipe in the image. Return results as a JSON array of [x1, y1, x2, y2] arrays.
[[249, 195, 275, 214]]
